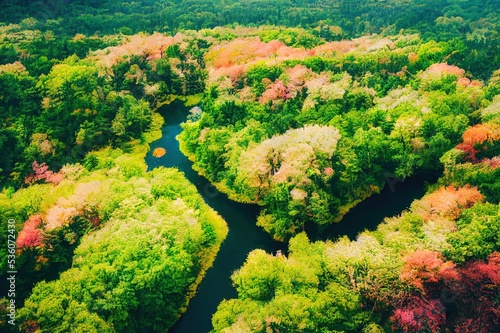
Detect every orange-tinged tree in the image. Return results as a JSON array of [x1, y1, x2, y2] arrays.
[[400, 250, 459, 292], [411, 185, 484, 222], [392, 251, 455, 333], [456, 123, 500, 162]]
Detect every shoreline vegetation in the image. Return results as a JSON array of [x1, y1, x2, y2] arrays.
[[1, 114, 228, 332], [177, 33, 499, 241]]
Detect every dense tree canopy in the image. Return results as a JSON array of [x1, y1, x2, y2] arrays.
[[1, 1, 500, 332], [213, 183, 500, 333], [1, 146, 227, 333], [179, 34, 494, 240]]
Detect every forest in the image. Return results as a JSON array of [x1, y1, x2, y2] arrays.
[[1, 0, 499, 332]]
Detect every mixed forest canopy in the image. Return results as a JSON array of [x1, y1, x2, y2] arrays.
[[1, 0, 499, 38], [1, 0, 500, 78], [179, 34, 500, 240], [0, 0, 500, 332]]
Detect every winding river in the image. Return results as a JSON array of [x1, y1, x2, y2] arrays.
[[145, 101, 430, 333]]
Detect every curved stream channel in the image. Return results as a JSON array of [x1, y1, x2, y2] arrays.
[[145, 101, 430, 333]]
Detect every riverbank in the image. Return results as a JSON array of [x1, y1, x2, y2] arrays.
[[145, 101, 283, 332], [145, 100, 433, 332]]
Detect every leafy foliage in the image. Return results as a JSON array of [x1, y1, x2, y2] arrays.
[[213, 234, 372, 333], [213, 185, 500, 333], [1, 3, 500, 332], [180, 35, 492, 240], [0, 27, 206, 186], [14, 165, 227, 333]]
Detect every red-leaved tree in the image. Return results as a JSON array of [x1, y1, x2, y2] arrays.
[[392, 250, 456, 332], [453, 252, 500, 333], [392, 296, 446, 333], [392, 251, 500, 333], [400, 250, 459, 292], [24, 161, 64, 185], [16, 215, 44, 250]]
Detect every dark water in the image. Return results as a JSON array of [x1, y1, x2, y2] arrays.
[[307, 176, 431, 242], [145, 101, 429, 333], [145, 101, 283, 333]]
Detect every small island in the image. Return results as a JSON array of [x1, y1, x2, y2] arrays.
[[152, 147, 167, 157]]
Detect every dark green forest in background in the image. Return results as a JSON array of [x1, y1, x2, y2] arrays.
[[1, 0, 500, 79], [1, 0, 500, 332], [0, 0, 499, 76], [1, 0, 499, 186]]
